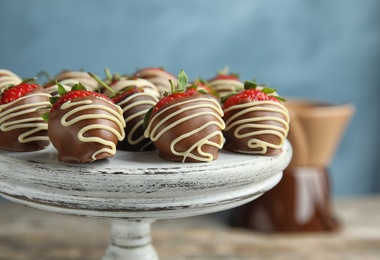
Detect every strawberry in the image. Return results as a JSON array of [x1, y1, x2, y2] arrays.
[[98, 68, 161, 99], [42, 70, 100, 96], [134, 67, 177, 97], [46, 82, 125, 163], [0, 78, 51, 152], [144, 70, 225, 162], [207, 67, 244, 99], [222, 80, 289, 156], [89, 72, 158, 152]]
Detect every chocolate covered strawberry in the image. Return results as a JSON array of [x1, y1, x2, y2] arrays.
[[208, 67, 244, 99], [135, 67, 177, 97], [44, 70, 100, 95], [45, 83, 125, 163], [0, 79, 51, 151], [90, 72, 159, 152], [100, 68, 160, 99], [222, 80, 290, 155], [144, 70, 225, 162]]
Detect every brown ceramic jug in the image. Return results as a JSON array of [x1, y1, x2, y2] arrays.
[[230, 99, 354, 232]]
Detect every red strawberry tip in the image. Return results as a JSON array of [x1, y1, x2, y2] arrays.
[[0, 81, 40, 104]]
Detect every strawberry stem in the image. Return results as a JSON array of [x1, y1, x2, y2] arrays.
[[88, 72, 115, 95], [169, 79, 175, 93], [104, 68, 113, 82], [21, 77, 38, 84]]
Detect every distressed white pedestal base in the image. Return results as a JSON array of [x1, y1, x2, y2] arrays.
[[103, 220, 158, 260], [0, 141, 292, 259]]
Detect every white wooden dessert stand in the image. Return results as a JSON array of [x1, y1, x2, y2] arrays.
[[0, 140, 292, 260]]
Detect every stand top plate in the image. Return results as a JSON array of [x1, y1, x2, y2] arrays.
[[0, 141, 292, 219]]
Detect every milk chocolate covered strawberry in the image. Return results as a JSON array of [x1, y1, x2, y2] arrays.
[[0, 79, 51, 151], [144, 70, 225, 162], [135, 67, 177, 97], [100, 68, 160, 100], [44, 70, 100, 95], [90, 72, 158, 152], [222, 80, 290, 155], [208, 67, 244, 99], [45, 83, 125, 163]]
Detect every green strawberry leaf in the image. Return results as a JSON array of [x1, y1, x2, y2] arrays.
[[220, 93, 235, 104], [274, 96, 287, 102], [261, 87, 278, 95], [143, 106, 153, 129], [71, 82, 87, 91], [177, 70, 188, 92], [196, 89, 208, 94], [50, 96, 59, 105], [41, 112, 50, 122], [56, 81, 67, 96], [244, 80, 258, 90]]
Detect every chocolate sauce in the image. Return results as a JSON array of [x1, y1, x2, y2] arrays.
[[230, 167, 340, 232]]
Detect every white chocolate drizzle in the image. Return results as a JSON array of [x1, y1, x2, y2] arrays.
[[0, 69, 22, 91], [208, 79, 244, 98], [0, 93, 51, 143], [144, 97, 225, 162], [117, 92, 158, 146], [224, 101, 290, 154], [60, 98, 126, 160]]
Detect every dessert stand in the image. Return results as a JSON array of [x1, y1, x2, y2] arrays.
[[0, 140, 292, 260]]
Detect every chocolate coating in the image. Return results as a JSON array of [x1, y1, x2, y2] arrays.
[[223, 102, 289, 155], [0, 87, 50, 152], [48, 95, 124, 163]]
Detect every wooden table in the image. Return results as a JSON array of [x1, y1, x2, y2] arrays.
[[0, 196, 379, 260]]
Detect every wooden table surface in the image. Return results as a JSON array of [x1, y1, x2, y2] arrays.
[[0, 196, 379, 260]]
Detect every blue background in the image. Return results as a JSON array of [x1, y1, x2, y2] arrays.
[[1, 0, 379, 196]]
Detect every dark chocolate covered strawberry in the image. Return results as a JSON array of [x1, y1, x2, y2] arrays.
[[144, 70, 225, 162], [45, 83, 125, 163], [222, 80, 290, 155], [0, 79, 51, 151]]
